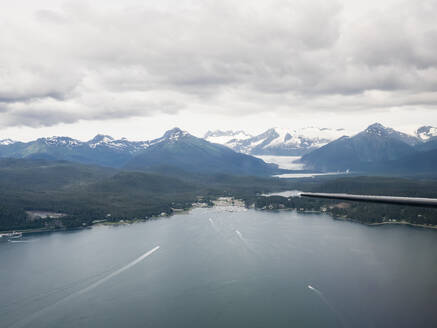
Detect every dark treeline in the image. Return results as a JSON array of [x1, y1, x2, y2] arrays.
[[0, 160, 296, 231]]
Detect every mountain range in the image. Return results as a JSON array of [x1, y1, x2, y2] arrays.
[[0, 128, 279, 176], [0, 134, 149, 167], [124, 128, 278, 175], [204, 127, 348, 156], [0, 123, 435, 176], [300, 123, 437, 173]]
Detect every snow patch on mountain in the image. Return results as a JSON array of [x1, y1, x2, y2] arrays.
[[88, 135, 115, 149], [362, 123, 421, 146], [148, 127, 190, 145], [40, 137, 83, 147], [416, 126, 437, 141], [0, 139, 16, 146], [163, 127, 189, 142], [87, 134, 150, 152], [204, 130, 252, 145], [205, 127, 349, 156]]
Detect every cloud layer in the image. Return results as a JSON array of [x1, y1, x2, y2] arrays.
[[1, 0, 437, 127]]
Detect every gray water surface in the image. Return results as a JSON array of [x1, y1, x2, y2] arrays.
[[1, 208, 437, 328]]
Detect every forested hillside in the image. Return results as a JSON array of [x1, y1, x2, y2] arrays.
[[1, 159, 437, 231]]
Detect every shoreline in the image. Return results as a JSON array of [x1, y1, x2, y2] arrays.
[[364, 220, 437, 230], [255, 207, 437, 231], [0, 202, 209, 235], [330, 215, 437, 230], [3, 198, 437, 235], [0, 225, 91, 236]]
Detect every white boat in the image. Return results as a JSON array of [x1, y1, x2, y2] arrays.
[[0, 231, 23, 240]]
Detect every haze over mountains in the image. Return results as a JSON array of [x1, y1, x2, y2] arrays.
[[0, 124, 435, 176]]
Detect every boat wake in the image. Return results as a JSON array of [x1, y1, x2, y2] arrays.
[[208, 218, 219, 232], [307, 284, 346, 328], [10, 246, 160, 328], [77, 246, 160, 295], [235, 229, 258, 256], [235, 230, 253, 252], [235, 230, 244, 242]]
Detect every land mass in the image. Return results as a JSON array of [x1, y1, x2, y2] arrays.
[[1, 159, 437, 233]]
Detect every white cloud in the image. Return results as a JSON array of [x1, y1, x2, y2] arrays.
[[0, 0, 436, 132]]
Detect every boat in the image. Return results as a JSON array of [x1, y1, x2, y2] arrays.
[[9, 231, 23, 239], [0, 231, 23, 240]]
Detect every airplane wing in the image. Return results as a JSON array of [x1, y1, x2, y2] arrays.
[[300, 192, 437, 208]]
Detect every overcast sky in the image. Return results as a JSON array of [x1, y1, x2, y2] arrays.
[[1, 0, 436, 141]]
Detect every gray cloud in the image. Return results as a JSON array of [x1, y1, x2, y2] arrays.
[[0, 0, 436, 127]]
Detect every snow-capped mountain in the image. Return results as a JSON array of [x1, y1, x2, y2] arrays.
[[205, 127, 348, 156], [87, 134, 150, 152], [38, 136, 82, 147], [88, 134, 115, 148], [204, 130, 252, 145], [0, 129, 207, 167], [0, 128, 278, 175], [0, 134, 154, 167], [301, 123, 422, 171], [152, 127, 190, 144], [416, 126, 437, 141], [0, 124, 432, 173], [31, 134, 151, 154], [124, 127, 278, 175], [85, 129, 192, 152], [364, 123, 421, 146], [0, 139, 16, 146]]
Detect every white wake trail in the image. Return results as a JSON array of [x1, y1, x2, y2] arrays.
[[235, 230, 243, 240], [208, 218, 218, 232], [10, 246, 160, 328], [77, 246, 160, 295], [307, 284, 346, 328], [234, 230, 258, 256], [235, 230, 248, 246]]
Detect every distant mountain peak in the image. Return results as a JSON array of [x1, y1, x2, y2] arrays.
[[301, 123, 424, 171], [361, 123, 421, 146], [267, 127, 283, 134], [38, 136, 82, 147], [89, 134, 114, 143], [204, 130, 252, 146], [365, 123, 390, 135], [367, 122, 385, 129], [0, 139, 16, 146], [416, 126, 437, 141], [204, 130, 251, 139], [163, 127, 189, 140], [87, 134, 127, 150]]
